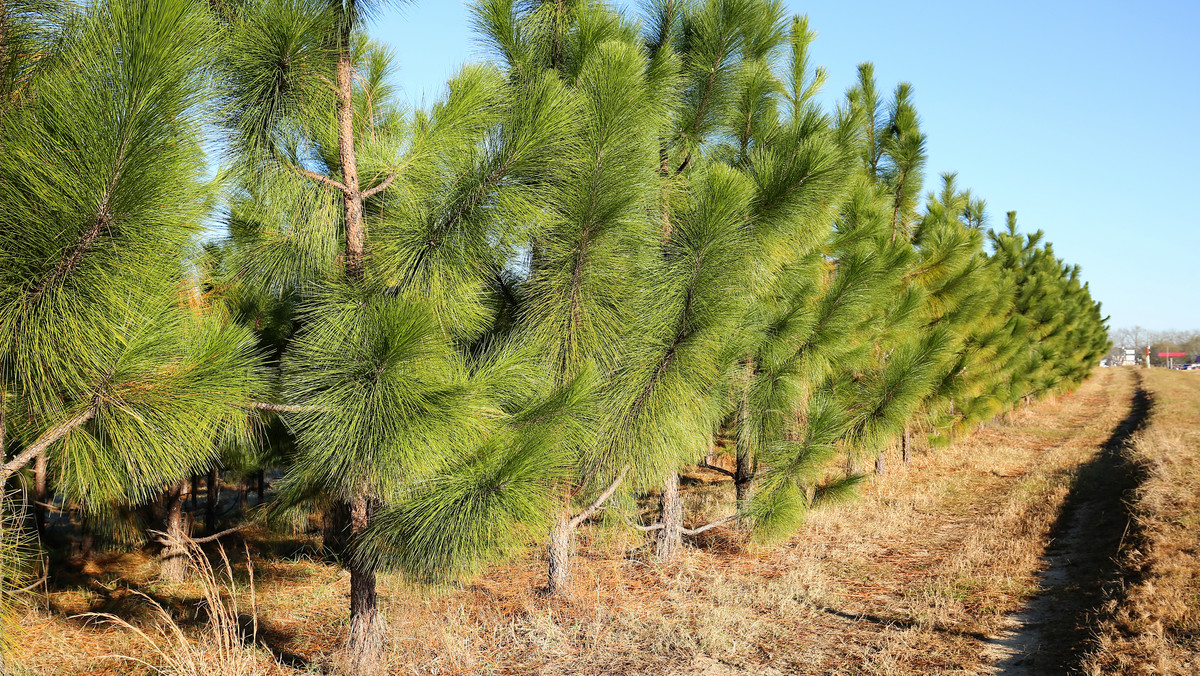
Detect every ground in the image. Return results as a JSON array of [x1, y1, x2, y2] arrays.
[[9, 366, 1198, 675]]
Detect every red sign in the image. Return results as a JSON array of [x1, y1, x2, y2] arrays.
[[1158, 352, 1187, 358]]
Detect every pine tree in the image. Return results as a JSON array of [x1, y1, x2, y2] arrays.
[[0, 0, 268, 658], [218, 0, 591, 664]]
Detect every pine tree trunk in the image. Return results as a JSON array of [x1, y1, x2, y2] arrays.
[[72, 516, 96, 567], [323, 500, 350, 556], [655, 471, 683, 560], [874, 450, 886, 476], [190, 474, 199, 510], [344, 494, 385, 676], [546, 511, 572, 597], [160, 481, 190, 583], [335, 18, 365, 278], [33, 453, 47, 534], [901, 425, 912, 466], [206, 466, 221, 533], [256, 469, 265, 503], [237, 479, 248, 512], [734, 446, 754, 528]]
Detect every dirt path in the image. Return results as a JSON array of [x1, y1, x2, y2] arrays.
[[984, 370, 1151, 674]]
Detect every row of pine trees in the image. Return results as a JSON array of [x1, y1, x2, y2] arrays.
[[0, 0, 1110, 673]]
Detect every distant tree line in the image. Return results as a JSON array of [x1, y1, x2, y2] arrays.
[[1108, 327, 1200, 366], [0, 1, 1110, 674]]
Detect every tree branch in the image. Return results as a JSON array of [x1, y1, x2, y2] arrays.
[[0, 407, 94, 484], [362, 172, 396, 199], [248, 402, 328, 413], [697, 461, 735, 478], [681, 514, 737, 536], [188, 523, 252, 544], [292, 165, 349, 194], [568, 466, 628, 530]]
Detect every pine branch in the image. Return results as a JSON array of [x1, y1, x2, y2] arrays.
[[697, 461, 735, 478], [362, 172, 396, 198], [289, 163, 350, 195], [568, 467, 628, 530], [249, 402, 327, 413], [0, 407, 95, 483], [188, 523, 251, 544], [681, 514, 737, 536]]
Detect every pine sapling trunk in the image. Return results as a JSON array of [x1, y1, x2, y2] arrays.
[[655, 471, 683, 560], [257, 469, 265, 503], [734, 447, 754, 528], [190, 474, 199, 510], [323, 500, 350, 556], [546, 510, 572, 596], [160, 481, 190, 583], [901, 425, 912, 466], [33, 453, 47, 534], [545, 472, 626, 596], [206, 466, 221, 533], [335, 19, 364, 278], [874, 449, 886, 476], [344, 493, 385, 676]]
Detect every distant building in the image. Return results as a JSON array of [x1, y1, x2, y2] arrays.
[[1114, 348, 1138, 366]]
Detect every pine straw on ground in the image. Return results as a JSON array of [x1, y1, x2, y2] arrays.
[[1082, 369, 1200, 676], [11, 367, 1151, 675]]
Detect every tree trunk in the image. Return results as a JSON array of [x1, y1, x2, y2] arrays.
[[335, 18, 365, 278], [33, 453, 47, 534], [237, 478, 248, 512], [323, 500, 350, 556], [546, 511, 572, 597], [205, 466, 221, 533], [71, 516, 96, 567], [734, 446, 754, 528], [190, 474, 199, 510], [874, 450, 886, 476], [655, 471, 682, 561], [256, 469, 265, 503], [160, 481, 190, 583], [901, 425, 912, 466], [344, 494, 385, 676]]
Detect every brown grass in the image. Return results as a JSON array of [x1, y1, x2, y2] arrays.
[[1082, 369, 1200, 676], [12, 367, 1174, 675]]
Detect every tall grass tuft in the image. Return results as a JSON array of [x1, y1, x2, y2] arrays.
[[82, 537, 274, 675]]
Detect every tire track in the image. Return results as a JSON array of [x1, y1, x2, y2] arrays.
[[985, 369, 1151, 674]]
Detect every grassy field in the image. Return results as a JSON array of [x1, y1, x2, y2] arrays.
[[10, 366, 1199, 675]]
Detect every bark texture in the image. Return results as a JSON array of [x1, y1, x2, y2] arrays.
[[33, 453, 47, 534], [160, 481, 190, 582], [335, 18, 364, 278], [655, 471, 682, 560], [874, 450, 886, 476], [323, 500, 350, 556], [546, 512, 572, 597], [734, 446, 754, 527], [901, 425, 912, 465], [345, 494, 385, 676]]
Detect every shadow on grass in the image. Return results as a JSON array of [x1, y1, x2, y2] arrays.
[[990, 371, 1152, 675]]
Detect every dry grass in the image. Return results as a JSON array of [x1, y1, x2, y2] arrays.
[[1082, 369, 1200, 676], [75, 540, 278, 675], [12, 367, 1173, 675]]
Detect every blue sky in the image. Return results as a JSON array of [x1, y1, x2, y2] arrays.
[[368, 1, 1199, 332]]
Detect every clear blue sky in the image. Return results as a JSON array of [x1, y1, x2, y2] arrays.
[[368, 1, 1199, 333]]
